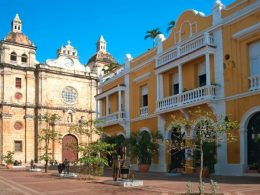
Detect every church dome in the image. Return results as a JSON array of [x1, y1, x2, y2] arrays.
[[87, 50, 117, 65], [4, 32, 33, 46]]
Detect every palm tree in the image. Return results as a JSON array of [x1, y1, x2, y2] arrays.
[[144, 28, 161, 47], [167, 20, 176, 34]]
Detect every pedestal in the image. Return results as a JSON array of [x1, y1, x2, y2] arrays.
[[104, 179, 143, 187]]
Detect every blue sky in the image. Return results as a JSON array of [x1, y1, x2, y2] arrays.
[[0, 0, 234, 64]]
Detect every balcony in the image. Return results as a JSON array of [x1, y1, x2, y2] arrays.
[[156, 85, 216, 113], [157, 33, 215, 67], [249, 75, 260, 91], [140, 106, 148, 117], [96, 112, 126, 127]]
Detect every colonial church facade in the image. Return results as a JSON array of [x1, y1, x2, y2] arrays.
[[0, 14, 116, 163]]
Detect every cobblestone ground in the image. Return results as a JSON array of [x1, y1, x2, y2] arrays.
[[0, 166, 260, 195]]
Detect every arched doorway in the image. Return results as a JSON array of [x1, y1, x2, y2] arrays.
[[247, 112, 260, 170], [62, 134, 78, 162], [169, 127, 185, 173]]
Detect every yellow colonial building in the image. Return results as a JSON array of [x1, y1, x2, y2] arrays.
[[96, 0, 260, 176]]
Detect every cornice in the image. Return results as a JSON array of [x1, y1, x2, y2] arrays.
[[0, 40, 37, 50], [0, 103, 95, 113], [36, 64, 98, 81], [0, 63, 35, 71]]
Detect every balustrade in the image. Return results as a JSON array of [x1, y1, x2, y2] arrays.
[[157, 33, 215, 67], [157, 85, 216, 112], [249, 75, 260, 91]]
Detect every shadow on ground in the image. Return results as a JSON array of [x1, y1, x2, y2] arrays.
[[40, 165, 260, 185]]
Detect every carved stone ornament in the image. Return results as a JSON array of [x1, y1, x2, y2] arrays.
[[15, 92, 23, 100], [14, 121, 23, 130]]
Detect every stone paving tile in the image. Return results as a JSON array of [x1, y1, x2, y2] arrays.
[[1, 166, 260, 195]]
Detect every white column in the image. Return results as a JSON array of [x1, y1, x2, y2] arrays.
[[156, 74, 164, 100], [118, 89, 122, 113], [178, 64, 183, 94], [157, 115, 167, 172], [99, 100, 102, 117], [124, 74, 130, 138], [106, 96, 109, 115], [156, 74, 160, 100], [206, 53, 211, 85], [157, 74, 164, 99], [96, 100, 99, 118]]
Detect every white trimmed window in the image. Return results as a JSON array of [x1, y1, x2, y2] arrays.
[[171, 73, 179, 95], [141, 85, 148, 107], [14, 141, 22, 152], [249, 41, 260, 76]]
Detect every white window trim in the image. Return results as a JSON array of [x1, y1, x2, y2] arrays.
[[134, 72, 151, 84], [232, 23, 260, 40]]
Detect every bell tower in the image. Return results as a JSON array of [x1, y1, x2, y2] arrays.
[[96, 35, 106, 52], [11, 14, 22, 33]]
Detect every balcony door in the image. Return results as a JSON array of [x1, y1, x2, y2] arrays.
[[171, 73, 179, 95], [198, 63, 206, 87]]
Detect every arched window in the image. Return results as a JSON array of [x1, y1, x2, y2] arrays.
[[10, 52, 17, 61], [21, 54, 28, 63]]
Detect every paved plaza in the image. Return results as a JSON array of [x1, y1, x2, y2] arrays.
[[0, 166, 259, 195]]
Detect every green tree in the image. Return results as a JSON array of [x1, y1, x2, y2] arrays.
[[167, 20, 176, 34], [69, 119, 114, 177], [127, 131, 162, 165], [169, 108, 238, 193], [102, 63, 121, 75], [2, 151, 14, 165], [39, 113, 61, 173], [144, 28, 162, 47]]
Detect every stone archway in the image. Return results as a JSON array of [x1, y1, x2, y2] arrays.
[[62, 134, 78, 162], [247, 112, 260, 169]]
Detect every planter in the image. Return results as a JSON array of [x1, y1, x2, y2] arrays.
[[202, 167, 209, 177], [6, 164, 13, 169], [121, 168, 129, 179], [246, 169, 258, 173], [176, 167, 184, 173], [138, 164, 150, 172], [195, 167, 209, 177]]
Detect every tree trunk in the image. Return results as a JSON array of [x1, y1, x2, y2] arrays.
[[45, 141, 48, 173], [200, 138, 203, 189]]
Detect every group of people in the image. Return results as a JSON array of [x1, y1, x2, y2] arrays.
[[13, 160, 22, 166], [58, 158, 70, 174], [30, 159, 70, 174]]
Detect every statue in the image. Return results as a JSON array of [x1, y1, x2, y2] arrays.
[[112, 155, 121, 181]]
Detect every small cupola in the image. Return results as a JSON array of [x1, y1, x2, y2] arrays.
[[11, 14, 22, 33], [57, 40, 78, 59], [96, 35, 106, 52]]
